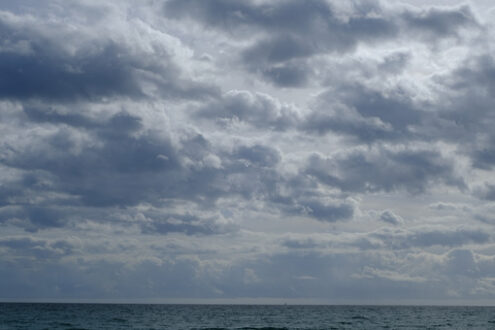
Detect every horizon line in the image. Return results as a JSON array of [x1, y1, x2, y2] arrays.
[[2, 298, 495, 307]]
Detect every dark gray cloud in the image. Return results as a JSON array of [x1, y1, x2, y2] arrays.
[[165, 0, 336, 35], [474, 184, 495, 201], [305, 148, 463, 194], [198, 77, 427, 144], [140, 212, 237, 236], [242, 36, 314, 65], [261, 169, 355, 223], [281, 237, 322, 249], [0, 41, 143, 102], [372, 228, 491, 250], [379, 210, 403, 225], [2, 112, 183, 208], [378, 52, 411, 74], [401, 5, 478, 41], [0, 205, 79, 232], [427, 54, 495, 174], [1, 109, 236, 232], [0, 16, 217, 102], [23, 107, 100, 129], [303, 83, 425, 142], [281, 198, 354, 223], [164, 0, 398, 87], [164, 0, 477, 87], [0, 15, 142, 101], [195, 90, 299, 130], [436, 55, 495, 134], [279, 226, 491, 253], [445, 249, 478, 277], [257, 60, 311, 87], [1, 106, 339, 229], [233, 144, 281, 168], [303, 113, 400, 143], [472, 145, 495, 171], [164, 0, 397, 51], [0, 236, 76, 259], [334, 84, 421, 129]]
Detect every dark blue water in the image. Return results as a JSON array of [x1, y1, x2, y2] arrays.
[[1, 303, 495, 329]]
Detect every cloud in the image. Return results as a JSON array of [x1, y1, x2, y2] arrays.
[[139, 210, 238, 236], [3, 105, 344, 229], [446, 249, 478, 277], [0, 12, 143, 101], [283, 198, 354, 222], [379, 210, 403, 225], [401, 5, 479, 41], [0, 41, 144, 102], [1, 108, 251, 232], [423, 54, 495, 173], [1, 0, 495, 304], [302, 83, 423, 142], [2, 112, 185, 208], [195, 90, 299, 130], [475, 184, 495, 201], [164, 0, 398, 51], [305, 147, 463, 194], [281, 237, 322, 249], [371, 227, 491, 249], [326, 84, 421, 130], [253, 59, 311, 87], [0, 236, 76, 259], [0, 10, 217, 102], [232, 144, 281, 168], [166, 0, 397, 87], [164, 0, 478, 87]]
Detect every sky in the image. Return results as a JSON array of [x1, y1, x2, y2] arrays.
[[1, 0, 495, 305]]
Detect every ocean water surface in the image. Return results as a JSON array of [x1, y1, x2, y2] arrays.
[[1, 303, 495, 329]]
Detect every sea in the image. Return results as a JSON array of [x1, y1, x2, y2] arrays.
[[1, 303, 495, 329]]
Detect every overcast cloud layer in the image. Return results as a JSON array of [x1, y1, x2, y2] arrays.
[[2, 0, 495, 304]]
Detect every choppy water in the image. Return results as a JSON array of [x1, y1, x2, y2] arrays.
[[1, 303, 495, 329]]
